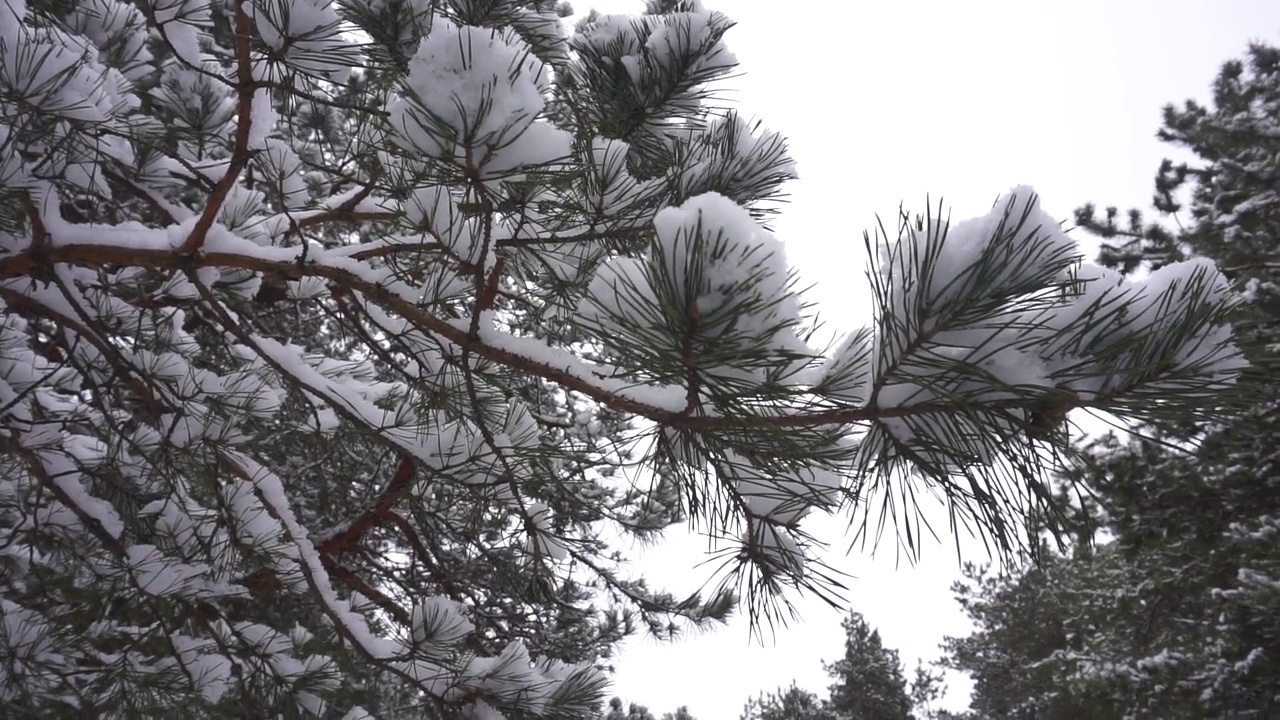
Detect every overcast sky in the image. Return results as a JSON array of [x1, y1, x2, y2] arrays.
[[583, 1, 1280, 717]]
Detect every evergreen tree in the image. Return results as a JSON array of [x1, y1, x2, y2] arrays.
[[601, 696, 696, 717], [939, 41, 1280, 717], [0, 0, 1251, 717], [602, 696, 696, 720], [740, 613, 921, 720], [824, 612, 912, 719], [908, 660, 947, 719], [604, 696, 655, 720], [938, 553, 1126, 718], [740, 682, 835, 720]]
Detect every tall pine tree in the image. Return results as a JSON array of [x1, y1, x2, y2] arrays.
[[940, 41, 1280, 717], [740, 612, 913, 719], [824, 613, 912, 719]]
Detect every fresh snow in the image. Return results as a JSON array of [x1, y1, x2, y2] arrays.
[[0, 1, 1250, 716]]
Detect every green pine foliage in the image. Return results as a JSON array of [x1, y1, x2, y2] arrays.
[[939, 41, 1280, 717], [740, 612, 916, 720], [0, 0, 1254, 717], [824, 613, 913, 719]]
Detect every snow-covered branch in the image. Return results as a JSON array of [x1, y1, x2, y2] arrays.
[[0, 0, 1246, 716]]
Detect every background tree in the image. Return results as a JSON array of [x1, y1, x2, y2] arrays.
[[938, 551, 1125, 718], [606, 697, 653, 720], [938, 41, 1280, 717], [740, 612, 920, 719], [601, 696, 697, 720], [740, 682, 835, 720], [908, 660, 947, 719], [0, 0, 1250, 717], [824, 612, 912, 719]]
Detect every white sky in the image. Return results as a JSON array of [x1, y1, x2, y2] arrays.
[[584, 1, 1280, 717]]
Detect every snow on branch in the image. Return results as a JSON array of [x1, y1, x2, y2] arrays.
[[0, 0, 1245, 716]]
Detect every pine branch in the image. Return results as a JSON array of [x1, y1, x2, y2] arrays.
[[315, 453, 417, 556], [0, 235, 1226, 435], [178, 0, 257, 255]]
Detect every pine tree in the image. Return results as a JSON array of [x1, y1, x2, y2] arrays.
[[604, 696, 656, 720], [939, 41, 1280, 717], [603, 696, 696, 720], [1069, 39, 1280, 714], [938, 553, 1127, 717], [0, 0, 1252, 717], [740, 682, 835, 720], [824, 612, 912, 719], [908, 659, 947, 719], [740, 613, 922, 720]]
